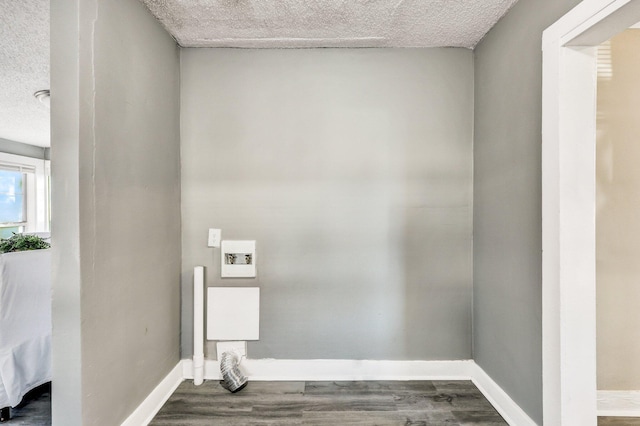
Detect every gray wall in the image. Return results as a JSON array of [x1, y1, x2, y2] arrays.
[[473, 0, 581, 423], [596, 29, 640, 391], [0, 138, 48, 160], [181, 48, 474, 360], [51, 0, 181, 424]]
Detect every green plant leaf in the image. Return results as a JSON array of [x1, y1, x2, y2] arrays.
[[0, 233, 50, 253]]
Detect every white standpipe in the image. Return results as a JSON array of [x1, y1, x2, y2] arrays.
[[193, 266, 204, 386]]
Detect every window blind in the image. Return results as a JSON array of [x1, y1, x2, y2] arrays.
[[0, 163, 36, 174]]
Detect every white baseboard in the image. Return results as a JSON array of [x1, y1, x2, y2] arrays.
[[598, 390, 640, 417], [126, 358, 535, 426], [472, 364, 537, 426], [182, 358, 475, 381], [120, 362, 183, 426]]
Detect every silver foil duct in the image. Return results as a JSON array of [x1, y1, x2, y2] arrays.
[[220, 351, 248, 393]]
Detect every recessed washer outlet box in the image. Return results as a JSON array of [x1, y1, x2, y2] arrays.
[[221, 240, 256, 278], [216, 341, 247, 360]]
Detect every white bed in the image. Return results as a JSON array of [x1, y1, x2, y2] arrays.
[[0, 249, 51, 409]]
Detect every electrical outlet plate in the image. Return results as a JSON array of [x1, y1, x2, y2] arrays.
[[216, 341, 247, 360], [208, 228, 221, 248]]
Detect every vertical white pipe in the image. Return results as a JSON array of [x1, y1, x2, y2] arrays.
[[193, 266, 204, 385]]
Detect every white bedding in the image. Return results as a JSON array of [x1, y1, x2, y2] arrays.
[[0, 249, 51, 408]]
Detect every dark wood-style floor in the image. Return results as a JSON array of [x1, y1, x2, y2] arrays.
[[4, 381, 640, 425], [150, 380, 508, 425]]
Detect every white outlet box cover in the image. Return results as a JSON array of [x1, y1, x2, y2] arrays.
[[216, 341, 247, 360], [207, 287, 259, 340]]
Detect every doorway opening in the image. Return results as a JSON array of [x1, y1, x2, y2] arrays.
[[595, 28, 640, 418], [542, 0, 640, 424]]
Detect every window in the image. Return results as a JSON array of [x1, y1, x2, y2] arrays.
[[0, 153, 50, 237], [0, 169, 27, 237]]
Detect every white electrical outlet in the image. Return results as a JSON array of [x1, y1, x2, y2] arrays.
[[208, 228, 221, 248]]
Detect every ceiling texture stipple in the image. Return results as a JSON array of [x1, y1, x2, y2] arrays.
[[1, 0, 519, 148], [0, 0, 50, 147], [140, 0, 519, 48]]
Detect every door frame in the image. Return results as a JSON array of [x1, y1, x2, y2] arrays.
[[542, 0, 640, 424]]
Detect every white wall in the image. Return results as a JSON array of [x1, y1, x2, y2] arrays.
[[51, 0, 181, 424], [180, 48, 474, 361]]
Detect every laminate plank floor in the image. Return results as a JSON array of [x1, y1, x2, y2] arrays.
[[3, 381, 640, 425], [150, 380, 508, 425]]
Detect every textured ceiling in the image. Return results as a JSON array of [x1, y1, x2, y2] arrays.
[[0, 0, 50, 147], [1, 0, 519, 148], [140, 0, 519, 48]]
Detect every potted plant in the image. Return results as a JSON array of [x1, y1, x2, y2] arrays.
[[0, 233, 50, 253]]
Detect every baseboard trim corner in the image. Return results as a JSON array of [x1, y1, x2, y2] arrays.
[[598, 390, 640, 417], [472, 363, 538, 426], [120, 361, 183, 426]]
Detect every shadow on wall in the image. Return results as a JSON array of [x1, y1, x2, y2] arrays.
[[179, 48, 474, 362]]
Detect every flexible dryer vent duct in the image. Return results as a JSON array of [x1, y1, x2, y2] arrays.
[[220, 351, 248, 393]]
